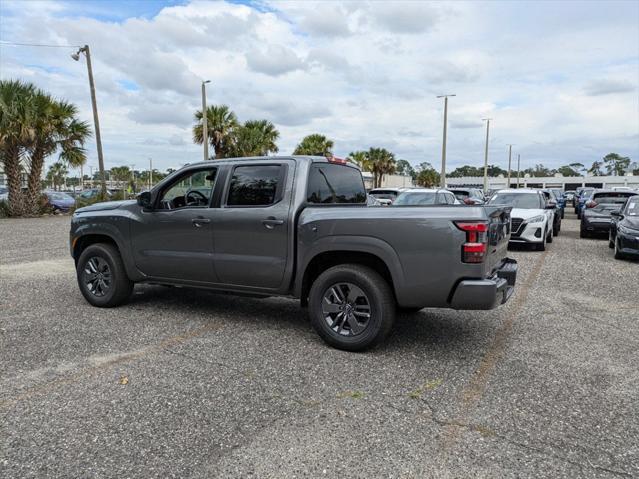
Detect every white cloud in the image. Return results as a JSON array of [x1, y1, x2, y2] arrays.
[[245, 45, 306, 76], [584, 79, 636, 96]]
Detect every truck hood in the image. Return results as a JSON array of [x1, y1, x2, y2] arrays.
[[75, 200, 135, 214], [510, 208, 546, 219]]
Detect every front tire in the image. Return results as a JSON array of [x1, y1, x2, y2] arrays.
[[609, 230, 615, 248], [76, 243, 133, 307], [308, 264, 395, 351], [580, 223, 588, 238], [614, 239, 626, 260]]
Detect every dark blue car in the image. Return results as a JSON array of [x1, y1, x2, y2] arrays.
[[44, 191, 75, 212], [575, 188, 595, 219]]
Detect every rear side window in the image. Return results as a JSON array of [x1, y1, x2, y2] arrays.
[[227, 165, 283, 206], [593, 193, 636, 204], [307, 164, 366, 204]]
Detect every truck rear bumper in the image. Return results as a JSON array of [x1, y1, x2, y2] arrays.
[[449, 258, 518, 310]]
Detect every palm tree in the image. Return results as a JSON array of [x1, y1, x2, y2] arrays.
[[193, 105, 239, 159], [228, 119, 280, 157], [366, 147, 396, 188], [0, 80, 37, 216], [588, 160, 603, 176], [293, 134, 334, 156], [110, 166, 132, 199], [348, 151, 368, 169], [46, 162, 68, 191], [26, 94, 90, 214]]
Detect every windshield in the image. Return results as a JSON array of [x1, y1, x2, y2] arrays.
[[393, 192, 437, 205], [489, 192, 541, 209], [580, 190, 594, 199], [593, 193, 637, 204]]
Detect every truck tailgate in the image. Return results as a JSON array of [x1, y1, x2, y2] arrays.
[[483, 205, 513, 274]]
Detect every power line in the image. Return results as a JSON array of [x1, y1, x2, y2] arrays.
[[0, 41, 82, 48]]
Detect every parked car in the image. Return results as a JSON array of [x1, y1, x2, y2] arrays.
[[549, 189, 566, 219], [580, 190, 638, 238], [393, 188, 459, 205], [609, 196, 639, 260], [70, 156, 518, 351], [366, 194, 382, 206], [76, 188, 113, 206], [564, 190, 575, 203], [368, 187, 409, 206], [43, 190, 76, 212], [488, 189, 554, 250], [541, 189, 562, 234], [575, 188, 595, 219], [448, 188, 485, 205]]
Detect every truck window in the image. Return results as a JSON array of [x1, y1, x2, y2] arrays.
[[227, 165, 282, 207], [307, 164, 366, 204]]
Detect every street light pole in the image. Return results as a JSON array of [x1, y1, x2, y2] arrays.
[[72, 45, 106, 197], [516, 154, 521, 188], [482, 118, 492, 192], [201, 80, 211, 161], [507, 144, 513, 188], [437, 94, 455, 188]]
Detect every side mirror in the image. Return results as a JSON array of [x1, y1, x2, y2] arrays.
[[137, 191, 152, 210]]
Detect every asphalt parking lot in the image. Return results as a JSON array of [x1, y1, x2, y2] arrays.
[[1, 213, 637, 478]]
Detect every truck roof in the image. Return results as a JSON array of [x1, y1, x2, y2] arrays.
[[176, 155, 360, 171]]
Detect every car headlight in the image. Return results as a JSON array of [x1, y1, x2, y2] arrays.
[[527, 215, 545, 223], [619, 224, 639, 235]]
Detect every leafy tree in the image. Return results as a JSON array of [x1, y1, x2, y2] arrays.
[[415, 163, 440, 187], [395, 159, 415, 178], [569, 162, 585, 175], [602, 153, 630, 176], [0, 80, 37, 216], [588, 160, 604, 176], [556, 166, 581, 177], [193, 105, 239, 159], [448, 165, 483, 177], [486, 164, 507, 177], [26, 92, 90, 214], [46, 162, 68, 191], [293, 134, 334, 156], [366, 147, 396, 188], [228, 120, 279, 157], [347, 151, 368, 169]]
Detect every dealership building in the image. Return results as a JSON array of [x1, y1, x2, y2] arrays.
[[445, 174, 639, 191]]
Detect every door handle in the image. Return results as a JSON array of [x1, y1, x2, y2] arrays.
[[192, 218, 210, 227], [262, 218, 284, 229]]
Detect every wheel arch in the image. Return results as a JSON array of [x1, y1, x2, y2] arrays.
[[296, 240, 404, 307]]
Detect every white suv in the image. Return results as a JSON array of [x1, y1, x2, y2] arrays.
[[488, 189, 554, 250]]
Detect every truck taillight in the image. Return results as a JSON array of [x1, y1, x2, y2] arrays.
[[327, 156, 348, 165], [455, 221, 488, 263]]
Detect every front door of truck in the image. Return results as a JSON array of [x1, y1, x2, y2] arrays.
[[211, 161, 293, 289], [130, 167, 219, 283]]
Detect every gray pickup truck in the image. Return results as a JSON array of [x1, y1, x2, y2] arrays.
[[70, 156, 517, 351]]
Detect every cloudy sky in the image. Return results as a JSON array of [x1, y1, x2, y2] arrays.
[[1, 0, 638, 174]]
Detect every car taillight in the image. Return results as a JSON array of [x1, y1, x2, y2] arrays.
[[586, 201, 597, 208], [455, 221, 488, 263], [463, 198, 474, 205]]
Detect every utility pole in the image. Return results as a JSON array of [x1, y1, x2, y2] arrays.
[[72, 45, 106, 197], [482, 118, 492, 192], [437, 94, 455, 188], [201, 80, 211, 161], [507, 144, 513, 188], [516, 154, 521, 188]]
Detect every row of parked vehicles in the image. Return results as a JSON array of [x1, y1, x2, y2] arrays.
[[0, 187, 120, 213], [571, 186, 639, 260], [369, 186, 564, 251]]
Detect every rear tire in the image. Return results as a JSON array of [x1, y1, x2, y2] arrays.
[[308, 264, 395, 351], [76, 243, 133, 307]]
